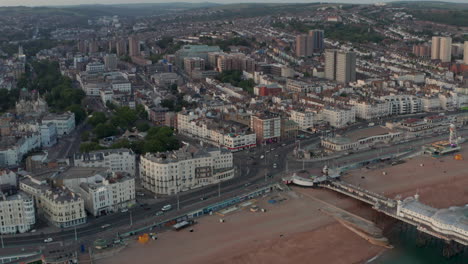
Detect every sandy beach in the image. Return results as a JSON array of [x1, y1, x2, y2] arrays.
[[98, 144, 468, 264]]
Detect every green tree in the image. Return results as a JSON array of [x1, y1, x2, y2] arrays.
[[81, 131, 90, 141], [79, 142, 105, 153], [135, 104, 148, 120], [136, 121, 150, 132], [88, 112, 107, 126], [93, 123, 118, 139], [66, 104, 86, 124]]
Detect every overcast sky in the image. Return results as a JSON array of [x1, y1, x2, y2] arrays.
[[0, 0, 466, 7]]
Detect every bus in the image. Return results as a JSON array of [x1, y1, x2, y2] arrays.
[[172, 220, 195, 231]]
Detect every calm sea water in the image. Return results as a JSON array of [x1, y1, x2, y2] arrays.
[[369, 224, 467, 264]]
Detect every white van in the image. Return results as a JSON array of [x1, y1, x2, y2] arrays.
[[162, 204, 172, 212]]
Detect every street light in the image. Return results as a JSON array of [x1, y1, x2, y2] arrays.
[[129, 211, 133, 226]]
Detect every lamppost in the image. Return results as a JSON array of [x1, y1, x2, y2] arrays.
[[130, 211, 133, 226]]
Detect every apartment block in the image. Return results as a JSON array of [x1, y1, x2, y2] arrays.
[[140, 146, 234, 195]]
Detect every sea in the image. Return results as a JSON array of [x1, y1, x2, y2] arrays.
[[368, 224, 467, 264]]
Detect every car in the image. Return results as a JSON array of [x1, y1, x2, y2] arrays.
[[140, 203, 148, 207], [250, 205, 259, 212], [121, 208, 129, 213], [155, 211, 164, 216], [44, 238, 53, 243], [271, 148, 275, 151], [281, 143, 286, 147], [274, 154, 279, 157], [273, 163, 277, 168], [161, 204, 172, 212], [136, 193, 145, 197], [143, 207, 151, 211], [260, 155, 264, 159], [30, 229, 37, 233], [101, 224, 111, 229], [244, 182, 252, 187]]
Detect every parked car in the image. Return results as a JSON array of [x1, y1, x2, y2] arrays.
[[250, 205, 259, 212], [161, 204, 172, 212], [155, 211, 164, 216], [44, 238, 53, 243], [101, 224, 111, 229], [121, 208, 129, 213]]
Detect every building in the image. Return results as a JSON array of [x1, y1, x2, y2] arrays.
[[0, 133, 41, 167], [40, 122, 57, 147], [41, 187, 86, 228], [0, 169, 17, 188], [50, 167, 135, 216], [286, 79, 319, 93], [140, 145, 234, 195], [72, 148, 136, 176], [322, 106, 356, 128], [253, 84, 283, 97], [129, 36, 140, 57], [251, 112, 281, 144], [0, 192, 35, 234], [464, 41, 468, 65], [439, 37, 452, 63], [20, 176, 86, 228], [176, 111, 256, 151], [309, 30, 324, 53], [76, 172, 135, 216], [396, 195, 468, 246], [325, 49, 356, 84], [431, 36, 452, 62], [104, 54, 118, 71], [15, 89, 48, 117], [184, 57, 205, 74], [382, 95, 422, 115], [350, 100, 390, 120], [281, 119, 299, 140], [116, 39, 128, 56], [151, 72, 183, 87], [412, 44, 431, 58], [175, 45, 221, 67], [321, 126, 401, 152], [42, 112, 75, 137], [295, 34, 313, 57], [86, 62, 105, 73], [290, 109, 318, 130]]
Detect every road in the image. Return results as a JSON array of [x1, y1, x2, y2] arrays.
[[5, 113, 467, 249]]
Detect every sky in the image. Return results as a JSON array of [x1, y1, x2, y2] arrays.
[[0, 0, 466, 7]]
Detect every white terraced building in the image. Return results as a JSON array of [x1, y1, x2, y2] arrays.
[[72, 148, 136, 176], [140, 145, 234, 195], [0, 192, 35, 234]]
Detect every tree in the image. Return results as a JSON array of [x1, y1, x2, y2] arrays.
[[135, 104, 148, 120], [88, 112, 107, 126], [81, 131, 90, 141], [93, 123, 118, 139], [79, 142, 105, 153], [67, 104, 86, 124], [136, 121, 150, 132], [111, 106, 138, 129]]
